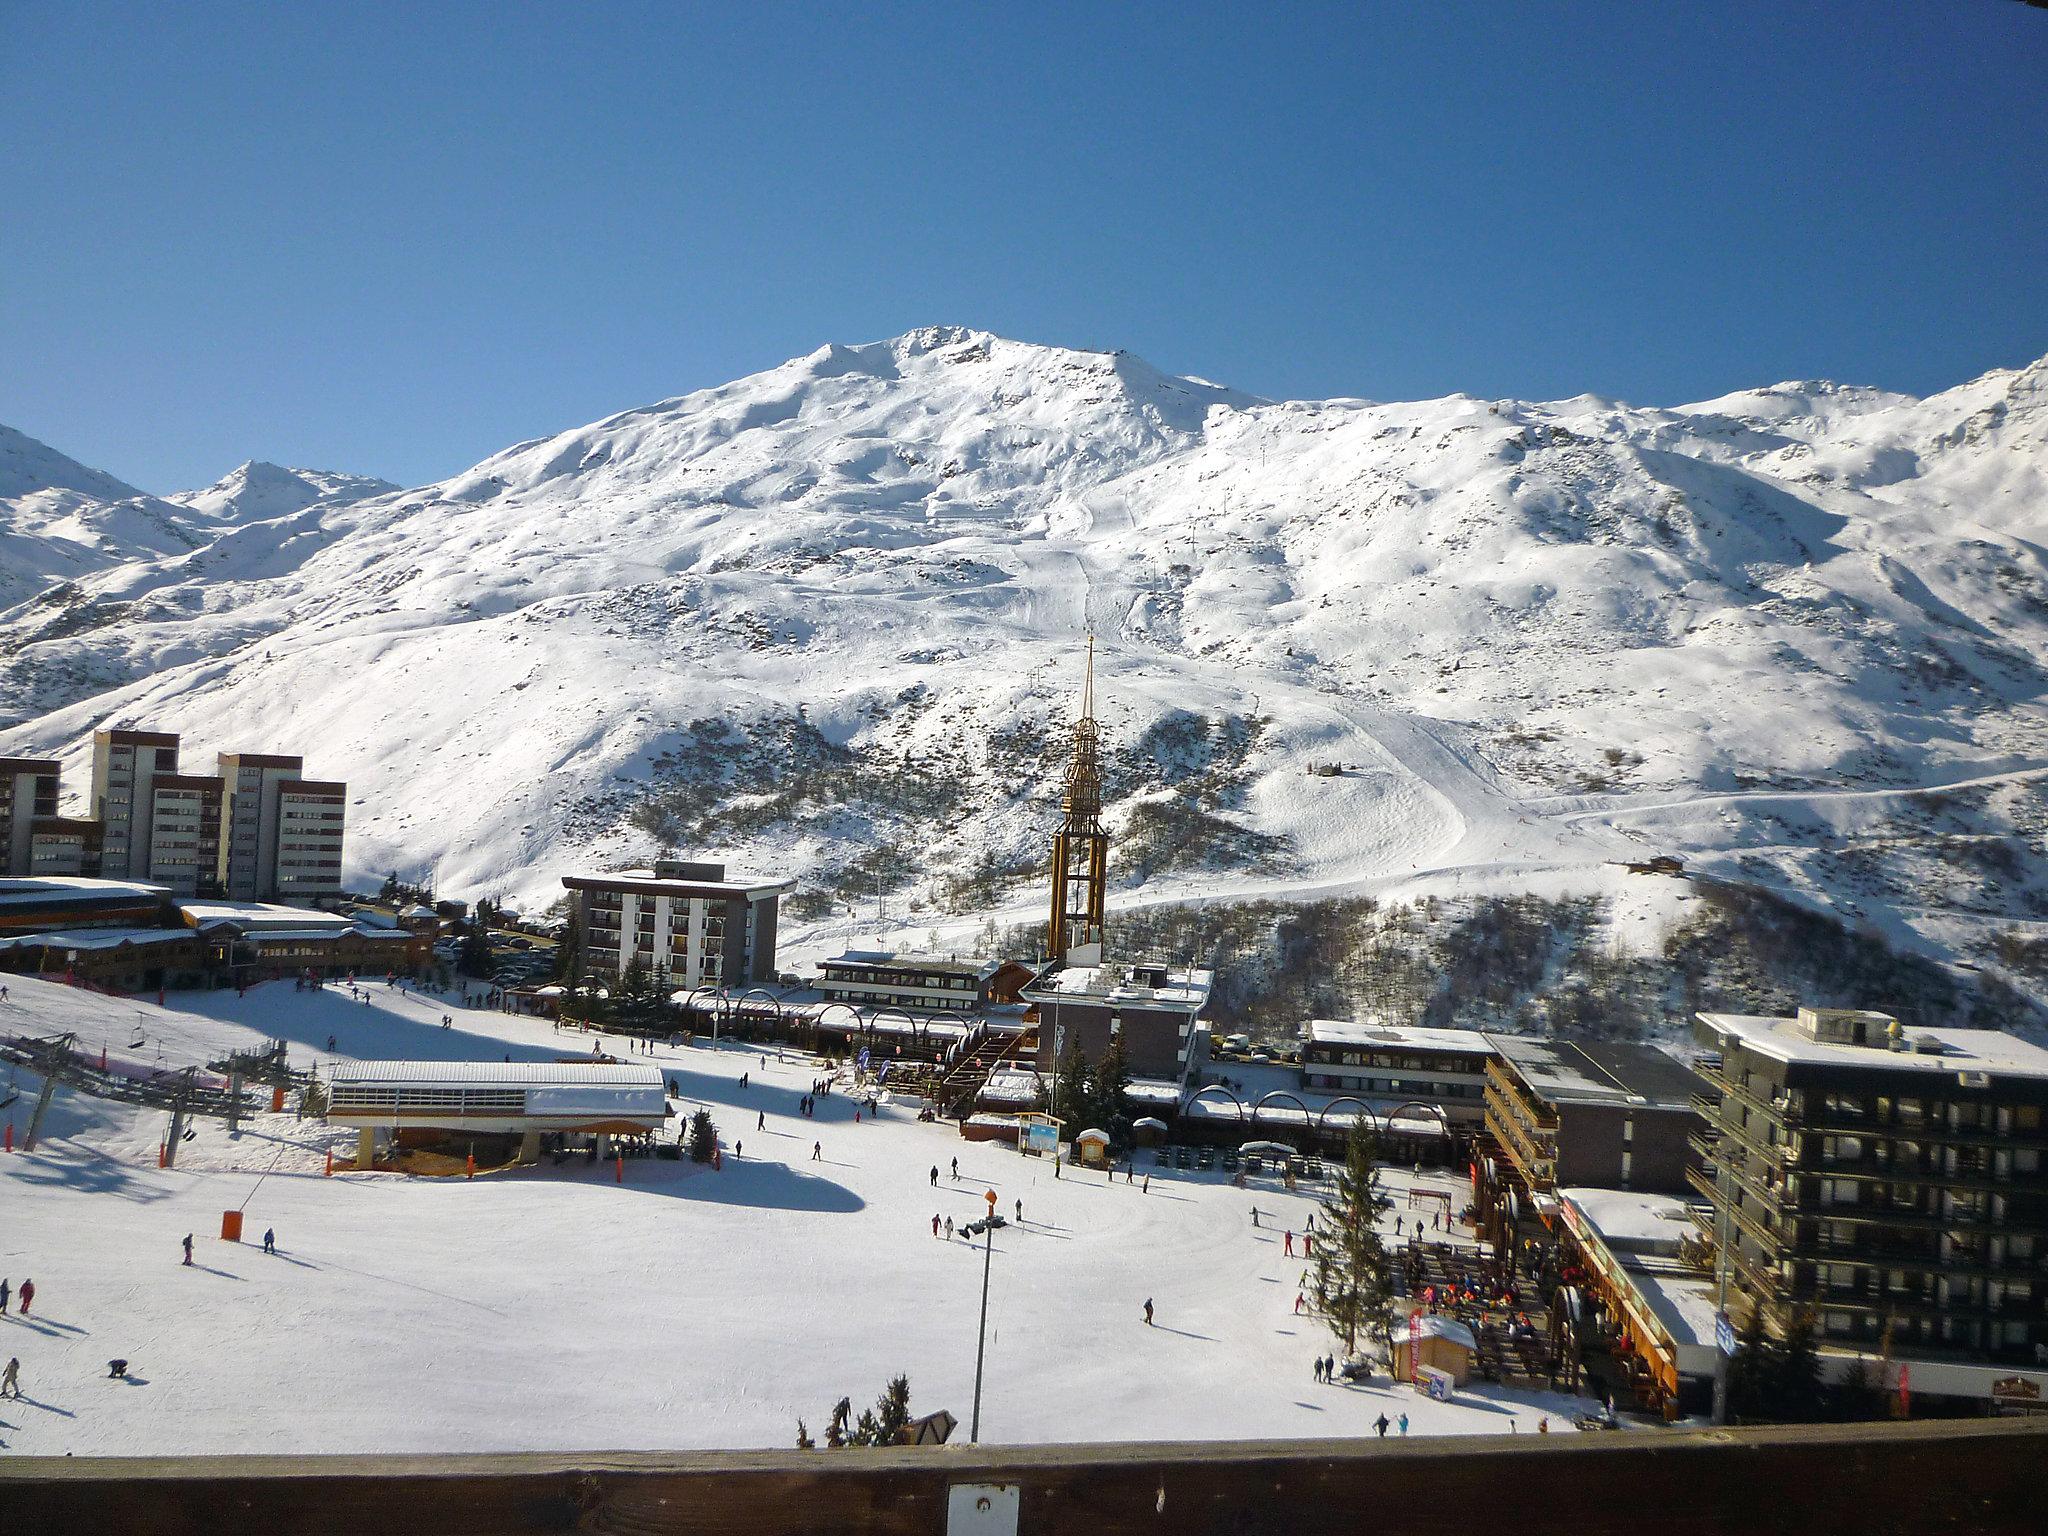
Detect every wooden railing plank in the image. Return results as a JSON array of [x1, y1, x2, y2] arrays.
[[6, 1420, 2045, 1536]]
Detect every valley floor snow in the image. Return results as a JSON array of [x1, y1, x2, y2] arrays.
[[0, 974, 1584, 1455]]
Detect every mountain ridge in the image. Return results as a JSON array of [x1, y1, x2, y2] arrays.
[[0, 328, 2042, 1007]]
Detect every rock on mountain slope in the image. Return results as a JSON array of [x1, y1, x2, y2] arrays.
[[0, 326, 2043, 995], [166, 460, 400, 529]]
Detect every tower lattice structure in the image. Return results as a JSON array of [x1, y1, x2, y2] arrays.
[[1047, 638, 1109, 965]]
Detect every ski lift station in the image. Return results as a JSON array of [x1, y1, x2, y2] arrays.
[[324, 1060, 668, 1168]]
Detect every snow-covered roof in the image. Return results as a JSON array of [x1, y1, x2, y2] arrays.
[[1074, 1127, 1110, 1142], [821, 949, 999, 980], [1697, 1011, 2048, 1081], [1484, 1034, 1703, 1109], [0, 876, 169, 906], [1413, 1315, 1477, 1350], [1304, 1020, 1494, 1056], [1558, 1188, 1703, 1255], [329, 1060, 665, 1088], [564, 869, 796, 900], [1024, 962, 1213, 1011], [180, 900, 355, 934], [0, 925, 195, 951]]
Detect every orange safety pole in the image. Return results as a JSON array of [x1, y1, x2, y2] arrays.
[[158, 1141, 168, 1168], [466, 1152, 476, 1179], [615, 1154, 624, 1184], [3, 1123, 11, 1153], [271, 1086, 285, 1113], [324, 1147, 333, 1177]]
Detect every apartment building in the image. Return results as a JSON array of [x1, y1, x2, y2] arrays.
[[562, 860, 795, 990], [1025, 960, 1214, 1084], [216, 752, 303, 899], [0, 757, 61, 877], [27, 817, 101, 877], [145, 773, 225, 897], [272, 779, 346, 902], [91, 728, 179, 880], [1482, 1035, 1706, 1197], [1692, 1006, 2048, 1370]]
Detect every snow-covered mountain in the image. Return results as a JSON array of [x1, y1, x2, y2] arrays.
[[1, 326, 2043, 994], [167, 460, 399, 529]]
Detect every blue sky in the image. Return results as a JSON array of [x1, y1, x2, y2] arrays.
[[4, 1, 2045, 492]]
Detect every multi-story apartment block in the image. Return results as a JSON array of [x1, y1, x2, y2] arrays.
[[91, 728, 179, 880], [562, 860, 795, 990], [216, 752, 304, 900], [145, 773, 224, 897], [0, 757, 61, 876], [273, 780, 347, 902], [1482, 1035, 1705, 1197], [27, 816, 102, 877], [1025, 960, 1214, 1084], [1692, 1007, 2048, 1368]]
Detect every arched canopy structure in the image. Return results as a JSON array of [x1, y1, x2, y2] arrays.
[[1183, 1083, 1246, 1124]]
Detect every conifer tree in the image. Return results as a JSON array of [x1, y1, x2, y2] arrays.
[[687, 1107, 719, 1164], [1311, 1123, 1395, 1359], [1052, 1035, 1092, 1128], [1091, 1034, 1133, 1144]]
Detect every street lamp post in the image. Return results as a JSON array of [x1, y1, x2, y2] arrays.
[[970, 1188, 998, 1443]]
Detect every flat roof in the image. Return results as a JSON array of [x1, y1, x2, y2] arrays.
[[1558, 1187, 1705, 1253], [822, 950, 1000, 980], [180, 900, 355, 932], [0, 756, 60, 773], [564, 869, 797, 900], [1023, 963, 1213, 1011], [0, 876, 169, 906], [0, 926, 196, 951], [1484, 1034, 1704, 1109], [1697, 1012, 2048, 1082], [329, 1061, 666, 1087], [1304, 1020, 1495, 1055]]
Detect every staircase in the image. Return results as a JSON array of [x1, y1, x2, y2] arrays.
[[934, 1022, 1039, 1119]]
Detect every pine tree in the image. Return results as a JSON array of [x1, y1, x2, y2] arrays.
[[458, 923, 495, 979], [1726, 1308, 1773, 1421], [873, 1374, 912, 1444], [1052, 1035, 1092, 1128], [1310, 1123, 1395, 1360], [687, 1107, 719, 1164], [1091, 1034, 1133, 1144], [795, 1419, 814, 1450], [1770, 1309, 1826, 1422]]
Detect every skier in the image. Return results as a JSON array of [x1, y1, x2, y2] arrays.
[[262, 1228, 276, 1255], [1283, 1231, 1294, 1257], [1141, 1175, 1149, 1194], [1322, 1355, 1334, 1383], [757, 1111, 765, 1131], [950, 1157, 959, 1180], [1250, 1208, 1261, 1228], [1537, 1416, 1550, 1434], [17, 1278, 32, 1313], [929, 1166, 939, 1187], [932, 1214, 941, 1238], [741, 1072, 749, 1089], [1398, 1412, 1410, 1437], [945, 1216, 955, 1240], [1294, 1292, 1304, 1315], [0, 1356, 18, 1398], [812, 1141, 822, 1161], [1303, 1234, 1313, 1257], [1312, 1357, 1323, 1384], [0, 1277, 8, 1312], [1014, 1198, 1022, 1223], [182, 1233, 194, 1266], [734, 1140, 742, 1159], [1143, 1297, 1154, 1326], [1374, 1414, 1390, 1438], [1394, 1216, 1403, 1236]]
